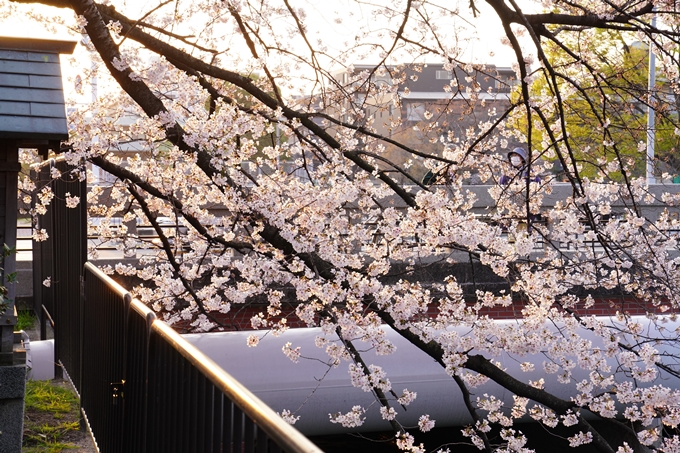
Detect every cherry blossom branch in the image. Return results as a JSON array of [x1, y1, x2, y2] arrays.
[[93, 3, 419, 207], [335, 326, 405, 434], [373, 310, 623, 453], [225, 3, 285, 107], [485, 0, 654, 33], [10, 0, 70, 6], [311, 100, 518, 169], [344, 150, 423, 186], [73, 2, 426, 292], [126, 181, 225, 326], [89, 155, 253, 253], [117, 5, 220, 55], [452, 374, 492, 452]]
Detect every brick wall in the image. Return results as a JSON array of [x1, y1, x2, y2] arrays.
[[170, 295, 664, 333]]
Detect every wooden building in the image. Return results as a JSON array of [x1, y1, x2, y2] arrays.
[[0, 36, 74, 453]]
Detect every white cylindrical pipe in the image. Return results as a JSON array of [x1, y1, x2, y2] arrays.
[[184, 327, 469, 434], [28, 339, 55, 381], [183, 317, 680, 435]]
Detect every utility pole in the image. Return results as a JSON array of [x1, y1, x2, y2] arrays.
[[646, 12, 657, 185]]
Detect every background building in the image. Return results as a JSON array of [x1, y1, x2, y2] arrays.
[[331, 63, 521, 182]]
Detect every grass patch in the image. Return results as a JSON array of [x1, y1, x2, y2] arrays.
[[25, 380, 78, 413], [15, 309, 37, 331], [23, 380, 82, 453]]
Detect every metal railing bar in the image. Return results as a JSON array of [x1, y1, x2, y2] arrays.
[[84, 262, 131, 300], [257, 427, 269, 453], [197, 374, 209, 453], [182, 357, 192, 453], [42, 304, 55, 328], [169, 340, 180, 452], [150, 320, 323, 453]]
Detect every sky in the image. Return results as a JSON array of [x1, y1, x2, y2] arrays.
[[0, 0, 527, 100]]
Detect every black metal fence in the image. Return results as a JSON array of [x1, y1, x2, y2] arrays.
[[31, 157, 87, 388], [31, 158, 322, 453], [82, 263, 321, 453]]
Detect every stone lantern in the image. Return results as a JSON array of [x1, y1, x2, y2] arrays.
[[0, 36, 75, 453]]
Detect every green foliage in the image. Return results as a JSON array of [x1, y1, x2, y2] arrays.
[[23, 423, 80, 453], [525, 29, 680, 180], [15, 309, 37, 331], [25, 380, 78, 414], [1, 243, 17, 313], [0, 280, 8, 314], [23, 380, 81, 453], [3, 243, 16, 257]]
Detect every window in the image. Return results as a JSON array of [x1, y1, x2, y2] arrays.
[[405, 102, 426, 121], [436, 70, 452, 80], [91, 165, 117, 186], [495, 76, 518, 92]]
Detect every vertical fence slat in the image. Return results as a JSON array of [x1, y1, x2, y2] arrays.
[[244, 416, 255, 453], [234, 405, 244, 453], [196, 372, 207, 453], [182, 353, 191, 453], [212, 386, 221, 453], [147, 330, 161, 453], [257, 427, 268, 453], [223, 396, 233, 452]]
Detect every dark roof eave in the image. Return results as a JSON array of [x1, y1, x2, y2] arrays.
[[0, 37, 77, 54], [0, 131, 69, 141]]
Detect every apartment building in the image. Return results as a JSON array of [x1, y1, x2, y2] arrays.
[[329, 62, 520, 182]]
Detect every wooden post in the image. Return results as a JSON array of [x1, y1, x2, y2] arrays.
[[0, 140, 25, 453]]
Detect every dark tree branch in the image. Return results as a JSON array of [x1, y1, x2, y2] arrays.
[[453, 374, 492, 452]]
